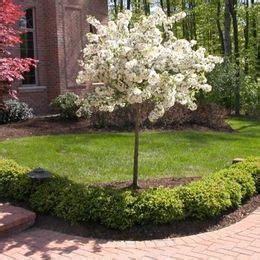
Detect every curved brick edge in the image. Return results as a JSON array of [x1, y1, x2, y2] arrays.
[[0, 203, 36, 238], [0, 207, 259, 259], [52, 207, 260, 249]]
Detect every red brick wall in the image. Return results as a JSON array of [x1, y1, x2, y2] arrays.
[[18, 88, 49, 114], [55, 0, 108, 95], [12, 0, 51, 114], [12, 0, 108, 115]]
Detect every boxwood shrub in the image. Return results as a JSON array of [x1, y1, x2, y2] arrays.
[[231, 157, 260, 193], [29, 177, 71, 214], [134, 188, 185, 224], [0, 158, 32, 201], [178, 177, 242, 219], [0, 157, 259, 230]]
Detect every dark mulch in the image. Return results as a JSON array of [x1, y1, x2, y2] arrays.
[[34, 194, 260, 241], [0, 117, 91, 141], [0, 116, 232, 141], [97, 176, 200, 191]]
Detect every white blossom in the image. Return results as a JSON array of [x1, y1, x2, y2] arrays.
[[77, 8, 223, 122], [148, 70, 160, 86]]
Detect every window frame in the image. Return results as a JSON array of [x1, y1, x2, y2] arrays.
[[20, 7, 38, 87]]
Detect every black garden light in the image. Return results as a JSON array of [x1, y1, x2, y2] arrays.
[[28, 168, 53, 180]]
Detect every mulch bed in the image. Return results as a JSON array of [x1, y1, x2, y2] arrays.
[[97, 176, 200, 191], [0, 117, 91, 141], [0, 116, 233, 141]]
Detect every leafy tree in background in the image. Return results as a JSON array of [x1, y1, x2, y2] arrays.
[[0, 0, 36, 109], [109, 0, 259, 116]]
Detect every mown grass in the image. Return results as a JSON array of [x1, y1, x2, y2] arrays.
[[0, 117, 259, 184]]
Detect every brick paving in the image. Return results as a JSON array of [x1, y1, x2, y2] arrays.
[[0, 203, 35, 238], [0, 207, 259, 259]]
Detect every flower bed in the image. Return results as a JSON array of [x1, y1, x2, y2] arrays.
[[0, 157, 259, 230]]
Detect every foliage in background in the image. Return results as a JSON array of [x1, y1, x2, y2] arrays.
[[240, 76, 260, 116], [108, 0, 260, 116], [0, 99, 33, 124], [50, 92, 91, 120], [206, 62, 237, 110], [0, 156, 258, 230]]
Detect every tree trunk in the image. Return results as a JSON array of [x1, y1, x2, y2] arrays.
[[143, 0, 150, 15], [251, 0, 259, 78], [191, 0, 197, 41], [120, 0, 124, 11], [229, 0, 240, 115], [0, 84, 7, 110], [182, 0, 188, 38], [0, 88, 4, 109], [160, 0, 164, 9], [166, 0, 171, 17], [217, 0, 225, 55], [224, 0, 232, 57], [132, 103, 140, 189], [114, 0, 118, 17], [127, 0, 131, 10], [244, 0, 249, 75]]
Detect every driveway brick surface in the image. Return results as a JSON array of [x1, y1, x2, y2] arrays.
[[0, 208, 259, 259]]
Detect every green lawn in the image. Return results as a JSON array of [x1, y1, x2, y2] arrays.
[[0, 117, 259, 184]]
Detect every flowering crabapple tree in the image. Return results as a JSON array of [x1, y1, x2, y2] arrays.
[[0, 0, 36, 109], [77, 7, 223, 189]]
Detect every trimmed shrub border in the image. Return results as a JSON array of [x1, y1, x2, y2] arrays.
[[0, 157, 259, 230]]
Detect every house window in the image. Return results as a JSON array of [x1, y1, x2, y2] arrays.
[[20, 8, 37, 85]]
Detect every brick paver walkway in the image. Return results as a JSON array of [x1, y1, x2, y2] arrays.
[[0, 203, 35, 238], [0, 207, 259, 259]]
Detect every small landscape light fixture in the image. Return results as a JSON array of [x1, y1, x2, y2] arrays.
[[232, 158, 245, 164], [28, 168, 53, 180]]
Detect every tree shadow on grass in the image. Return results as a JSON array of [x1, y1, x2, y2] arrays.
[[234, 122, 260, 132], [150, 131, 243, 145]]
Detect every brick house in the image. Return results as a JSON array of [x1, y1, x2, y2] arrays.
[[13, 0, 108, 114]]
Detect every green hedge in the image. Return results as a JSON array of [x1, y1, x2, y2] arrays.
[[0, 157, 259, 230], [0, 158, 32, 201], [230, 157, 260, 193]]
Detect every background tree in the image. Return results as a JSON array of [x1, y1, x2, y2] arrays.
[[77, 8, 222, 189], [108, 0, 260, 116], [0, 0, 36, 109]]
